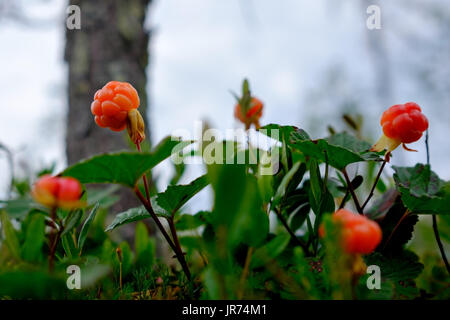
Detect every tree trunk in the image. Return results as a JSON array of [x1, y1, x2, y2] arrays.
[[65, 0, 151, 208], [64, 0, 155, 245]]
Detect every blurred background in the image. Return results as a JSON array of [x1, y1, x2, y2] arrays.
[[0, 0, 449, 210]]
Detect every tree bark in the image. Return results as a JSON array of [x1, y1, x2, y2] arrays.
[[64, 0, 152, 214]]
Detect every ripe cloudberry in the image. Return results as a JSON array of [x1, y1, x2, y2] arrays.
[[319, 209, 382, 255], [371, 102, 428, 157], [32, 175, 84, 209], [91, 81, 145, 144], [234, 97, 264, 130]]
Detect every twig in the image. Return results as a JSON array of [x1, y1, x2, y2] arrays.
[[426, 129, 450, 274], [432, 216, 450, 274], [168, 218, 191, 280], [135, 188, 191, 280], [341, 168, 363, 214], [135, 141, 151, 203], [237, 246, 254, 300], [361, 156, 388, 212], [274, 208, 310, 255]]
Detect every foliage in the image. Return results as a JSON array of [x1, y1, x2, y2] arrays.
[[1, 108, 449, 301]]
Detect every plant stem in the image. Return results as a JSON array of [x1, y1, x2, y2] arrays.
[[135, 141, 151, 203], [48, 207, 58, 272], [237, 246, 254, 300], [135, 188, 191, 280], [341, 168, 363, 214], [274, 208, 309, 255], [383, 209, 410, 250], [432, 215, 450, 274], [361, 157, 387, 212], [426, 129, 450, 274], [168, 218, 191, 280]]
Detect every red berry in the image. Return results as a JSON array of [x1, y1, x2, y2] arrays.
[[91, 81, 140, 132], [32, 175, 84, 209], [234, 97, 264, 129], [380, 102, 428, 144], [319, 209, 382, 255]]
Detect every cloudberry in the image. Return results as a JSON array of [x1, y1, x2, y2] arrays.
[[319, 209, 382, 255], [91, 81, 145, 144], [371, 102, 428, 157], [234, 97, 264, 130], [32, 175, 84, 209]]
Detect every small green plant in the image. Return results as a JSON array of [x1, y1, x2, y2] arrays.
[[0, 79, 448, 300]]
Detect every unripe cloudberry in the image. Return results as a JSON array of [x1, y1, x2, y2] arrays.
[[32, 175, 84, 210], [234, 97, 264, 130]]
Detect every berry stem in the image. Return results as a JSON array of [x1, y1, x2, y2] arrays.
[[361, 155, 388, 212], [134, 187, 191, 280], [342, 168, 363, 214], [426, 130, 450, 274], [135, 141, 151, 204], [168, 218, 191, 280], [274, 208, 310, 255], [48, 207, 63, 272]]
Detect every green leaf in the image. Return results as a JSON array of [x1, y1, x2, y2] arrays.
[[86, 185, 120, 207], [105, 206, 149, 232], [209, 163, 269, 248], [21, 213, 45, 262], [272, 161, 302, 207], [135, 222, 155, 268], [176, 211, 211, 231], [61, 233, 78, 259], [61, 137, 193, 187], [250, 233, 291, 269], [0, 271, 66, 299], [0, 211, 21, 260], [291, 132, 381, 170], [0, 198, 45, 220], [393, 164, 441, 197], [61, 209, 83, 237], [151, 175, 209, 218], [364, 250, 424, 299], [289, 204, 310, 232], [375, 194, 419, 253], [78, 202, 100, 254], [393, 165, 450, 214]]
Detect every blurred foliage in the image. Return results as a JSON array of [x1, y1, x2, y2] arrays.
[[0, 113, 449, 300]]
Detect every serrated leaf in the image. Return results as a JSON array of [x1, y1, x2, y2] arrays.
[[393, 165, 450, 215], [151, 174, 209, 218], [78, 202, 100, 254], [291, 132, 381, 170], [393, 164, 441, 197], [61, 137, 193, 187], [364, 250, 424, 299]]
